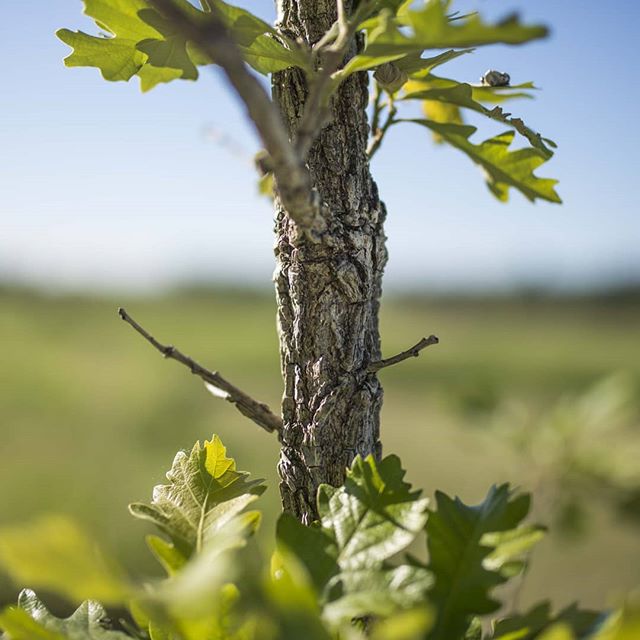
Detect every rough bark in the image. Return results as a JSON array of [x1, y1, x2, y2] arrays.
[[273, 0, 388, 523]]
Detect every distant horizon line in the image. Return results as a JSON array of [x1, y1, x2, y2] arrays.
[[2, 276, 639, 301]]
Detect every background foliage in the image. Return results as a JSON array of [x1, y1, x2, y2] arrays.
[[1, 286, 638, 612]]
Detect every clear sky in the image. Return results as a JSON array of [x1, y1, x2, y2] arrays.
[[1, 0, 639, 292]]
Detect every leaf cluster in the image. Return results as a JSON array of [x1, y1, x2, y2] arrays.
[[0, 433, 630, 640], [57, 0, 560, 203]]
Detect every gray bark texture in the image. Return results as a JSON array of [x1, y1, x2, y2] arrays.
[[273, 0, 388, 523]]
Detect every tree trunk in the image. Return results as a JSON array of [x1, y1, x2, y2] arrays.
[[272, 0, 388, 523]]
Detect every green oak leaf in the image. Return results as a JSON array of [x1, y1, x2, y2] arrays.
[[406, 119, 561, 203], [370, 608, 434, 640], [0, 516, 128, 606], [58, 0, 308, 90], [129, 434, 265, 558], [146, 535, 188, 576], [334, 48, 472, 94], [277, 455, 430, 627], [137, 64, 183, 92], [362, 1, 547, 57], [407, 2, 548, 49], [322, 565, 432, 625], [408, 75, 538, 104], [491, 602, 603, 640], [239, 35, 310, 75], [469, 82, 538, 105], [395, 48, 474, 75], [144, 532, 246, 638], [267, 550, 333, 640], [276, 514, 338, 593], [57, 0, 199, 90], [81, 0, 159, 39], [56, 30, 144, 81], [426, 484, 537, 640], [203, 0, 277, 45], [0, 590, 130, 640], [403, 77, 554, 156], [136, 36, 198, 80], [204, 0, 311, 74], [318, 454, 430, 571], [483, 524, 546, 578]]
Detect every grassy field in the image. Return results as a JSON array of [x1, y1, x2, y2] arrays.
[[1, 286, 639, 611]]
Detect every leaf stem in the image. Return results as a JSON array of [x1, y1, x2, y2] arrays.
[[367, 93, 398, 159]]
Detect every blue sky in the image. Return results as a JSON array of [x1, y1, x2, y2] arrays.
[[1, 0, 639, 292]]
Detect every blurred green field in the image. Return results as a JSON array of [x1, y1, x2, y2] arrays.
[[1, 286, 639, 611]]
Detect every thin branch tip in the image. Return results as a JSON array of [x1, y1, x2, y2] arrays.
[[118, 307, 283, 435], [368, 334, 439, 372]]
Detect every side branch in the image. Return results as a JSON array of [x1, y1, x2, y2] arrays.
[[118, 308, 283, 435], [147, 0, 318, 231], [368, 335, 439, 372], [367, 96, 397, 159]]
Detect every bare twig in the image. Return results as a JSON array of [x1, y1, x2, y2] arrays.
[[367, 96, 397, 159], [368, 335, 439, 372], [118, 308, 283, 435], [369, 82, 384, 142], [146, 0, 319, 231]]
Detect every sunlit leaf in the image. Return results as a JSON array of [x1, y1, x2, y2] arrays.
[[240, 36, 310, 75], [0, 590, 129, 640], [483, 524, 546, 577], [406, 119, 561, 203], [403, 78, 554, 155], [129, 434, 265, 558], [318, 455, 429, 571], [146, 535, 188, 576], [323, 565, 432, 625], [58, 0, 308, 90], [56, 30, 144, 81], [258, 549, 332, 640], [362, 1, 547, 57], [204, 0, 276, 44], [334, 48, 471, 94], [371, 608, 434, 640], [277, 455, 429, 627]]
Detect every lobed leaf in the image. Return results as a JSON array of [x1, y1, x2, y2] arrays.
[[323, 565, 432, 625], [276, 514, 337, 594], [56, 30, 144, 81], [426, 484, 539, 640], [362, 1, 548, 57], [239, 36, 310, 75], [57, 0, 308, 91], [318, 454, 430, 571], [405, 119, 561, 203], [129, 434, 265, 558], [0, 590, 130, 640], [403, 77, 554, 156], [278, 454, 430, 628]]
